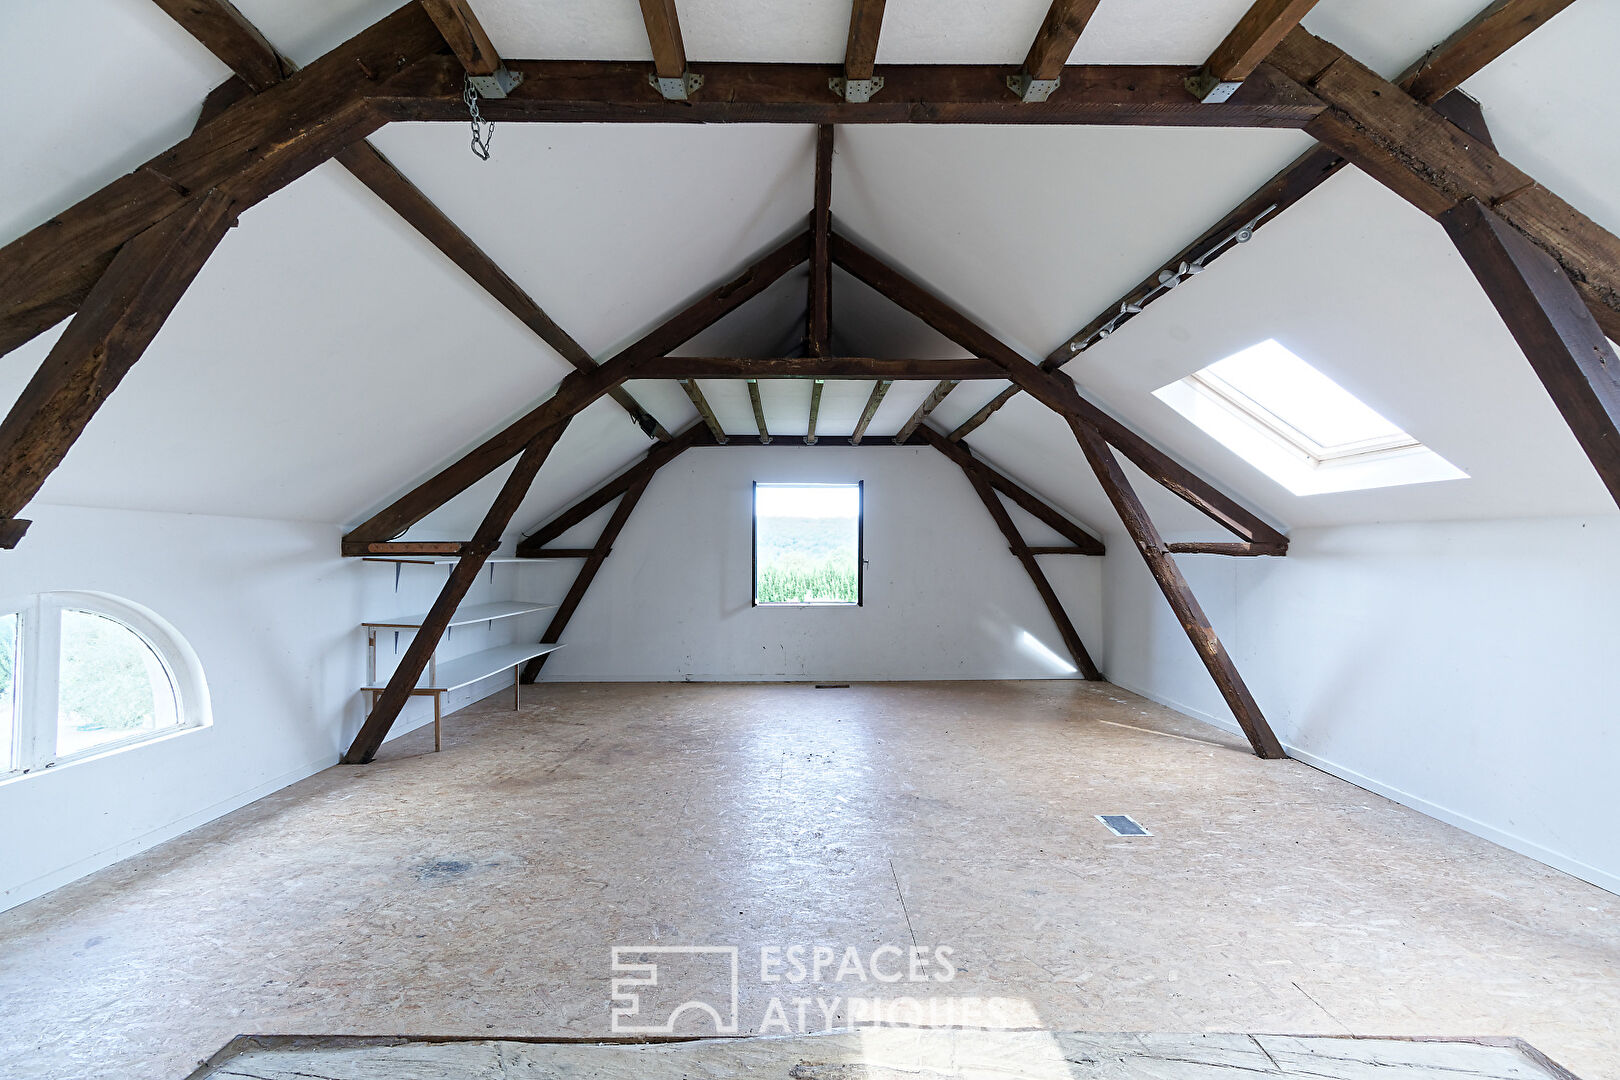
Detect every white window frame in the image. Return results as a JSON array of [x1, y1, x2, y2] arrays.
[[0, 592, 211, 781]]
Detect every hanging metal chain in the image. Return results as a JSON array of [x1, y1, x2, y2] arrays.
[[464, 75, 494, 161]]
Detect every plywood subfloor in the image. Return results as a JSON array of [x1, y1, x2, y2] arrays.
[[0, 682, 1614, 1080]]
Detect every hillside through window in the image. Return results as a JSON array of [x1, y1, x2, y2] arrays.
[[753, 482, 863, 606], [56, 609, 181, 759]]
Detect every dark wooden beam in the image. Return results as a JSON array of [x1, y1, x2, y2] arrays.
[[643, 356, 1006, 380], [844, 0, 887, 82], [0, 4, 442, 361], [637, 0, 688, 80], [517, 424, 706, 554], [830, 231, 1288, 549], [917, 425, 1104, 555], [1190, 0, 1323, 101], [372, 58, 1324, 126], [1443, 197, 1620, 508], [346, 232, 809, 547], [850, 380, 890, 444], [1272, 28, 1620, 337], [948, 385, 1019, 441], [521, 470, 657, 683], [894, 380, 959, 442], [419, 0, 501, 75], [680, 380, 728, 443], [151, 0, 289, 90], [344, 419, 570, 764], [1403, 0, 1577, 104], [748, 379, 772, 443], [961, 464, 1102, 680], [709, 433, 923, 448], [806, 381, 824, 444], [0, 191, 237, 547], [344, 540, 465, 557], [808, 125, 834, 356], [1166, 541, 1288, 556], [1070, 417, 1285, 759], [334, 141, 666, 438], [1022, 0, 1104, 82]]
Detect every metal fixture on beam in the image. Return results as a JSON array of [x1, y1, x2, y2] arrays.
[[651, 71, 704, 100]]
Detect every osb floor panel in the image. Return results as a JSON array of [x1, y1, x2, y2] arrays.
[[0, 682, 1615, 1080], [186, 1032, 1577, 1080]]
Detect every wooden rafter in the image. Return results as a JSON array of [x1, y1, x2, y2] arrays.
[[894, 381, 960, 443], [419, 0, 501, 75], [829, 231, 1288, 549], [806, 381, 824, 444], [748, 380, 772, 443], [850, 381, 890, 445], [0, 191, 237, 547], [149, 0, 663, 440], [1403, 0, 1577, 104], [843, 0, 887, 83], [917, 426, 1104, 556], [1443, 197, 1620, 507], [342, 232, 810, 549], [0, 4, 442, 361], [680, 380, 728, 443], [151, 0, 288, 90], [808, 125, 834, 356], [343, 418, 571, 764], [1069, 418, 1285, 759], [959, 0, 1579, 437], [515, 425, 706, 555], [334, 142, 667, 438], [1272, 28, 1620, 340], [1022, 0, 1104, 83], [637, 0, 688, 80], [1189, 0, 1323, 101], [960, 463, 1102, 680], [372, 59, 1323, 125], [642, 357, 1006, 380]]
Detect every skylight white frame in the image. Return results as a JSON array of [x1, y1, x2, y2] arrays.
[[1155, 345, 1468, 497]]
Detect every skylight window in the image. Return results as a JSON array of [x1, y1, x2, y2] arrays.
[[1153, 339, 1466, 496]]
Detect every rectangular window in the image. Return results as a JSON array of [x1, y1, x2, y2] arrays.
[[753, 482, 863, 606], [1153, 339, 1467, 496]]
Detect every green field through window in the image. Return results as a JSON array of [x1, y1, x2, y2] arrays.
[[755, 483, 861, 605]]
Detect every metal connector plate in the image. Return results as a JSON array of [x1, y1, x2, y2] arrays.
[[467, 65, 523, 100], [1007, 73, 1060, 103], [830, 75, 885, 103], [651, 71, 704, 100]]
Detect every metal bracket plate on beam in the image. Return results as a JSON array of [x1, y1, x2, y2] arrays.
[[830, 75, 884, 103], [467, 65, 523, 99], [1185, 71, 1242, 103], [650, 71, 704, 100], [1007, 73, 1060, 103]]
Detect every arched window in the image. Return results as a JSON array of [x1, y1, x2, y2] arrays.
[[0, 594, 209, 778]]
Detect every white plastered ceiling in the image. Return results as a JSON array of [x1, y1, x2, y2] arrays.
[[1, 0, 1617, 543]]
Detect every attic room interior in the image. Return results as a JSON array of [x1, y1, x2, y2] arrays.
[[2, 0, 1619, 1077]]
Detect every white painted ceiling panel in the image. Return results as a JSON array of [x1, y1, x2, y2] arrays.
[[0, 0, 226, 247]]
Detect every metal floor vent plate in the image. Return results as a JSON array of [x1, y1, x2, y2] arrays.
[[1097, 814, 1151, 836]]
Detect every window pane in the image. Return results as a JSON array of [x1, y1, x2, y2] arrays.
[[0, 612, 16, 772], [755, 484, 860, 605], [1202, 339, 1408, 450], [56, 610, 179, 758]]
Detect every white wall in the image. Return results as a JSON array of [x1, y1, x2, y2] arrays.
[[0, 503, 541, 912], [536, 445, 1106, 682], [1103, 513, 1620, 894]]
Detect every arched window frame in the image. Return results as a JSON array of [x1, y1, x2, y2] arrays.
[[0, 592, 211, 780]]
